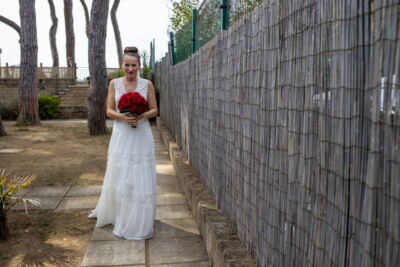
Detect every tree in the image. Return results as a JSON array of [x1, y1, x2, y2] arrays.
[[0, 115, 6, 136], [64, 0, 75, 67], [18, 0, 40, 126], [111, 0, 122, 68], [87, 0, 110, 135], [170, 0, 200, 32], [79, 0, 90, 38], [47, 0, 59, 67]]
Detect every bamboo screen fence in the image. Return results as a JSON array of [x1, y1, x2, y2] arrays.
[[155, 1, 399, 266]]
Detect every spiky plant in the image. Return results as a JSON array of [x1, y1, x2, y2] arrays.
[[0, 169, 38, 239]]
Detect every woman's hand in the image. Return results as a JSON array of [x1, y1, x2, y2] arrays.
[[122, 114, 138, 127], [130, 115, 144, 127]]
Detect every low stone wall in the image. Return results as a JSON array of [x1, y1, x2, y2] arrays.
[[157, 117, 257, 267], [58, 85, 88, 118], [0, 78, 77, 104], [0, 79, 88, 119]]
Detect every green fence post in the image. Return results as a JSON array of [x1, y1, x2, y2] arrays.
[[192, 9, 198, 53], [169, 32, 176, 65], [220, 0, 230, 30]]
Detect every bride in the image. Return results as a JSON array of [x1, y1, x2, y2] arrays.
[[89, 46, 158, 240]]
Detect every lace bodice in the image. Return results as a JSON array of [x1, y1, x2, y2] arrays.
[[114, 77, 149, 112], [113, 77, 150, 131]]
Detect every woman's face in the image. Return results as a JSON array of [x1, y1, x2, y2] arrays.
[[122, 55, 140, 78]]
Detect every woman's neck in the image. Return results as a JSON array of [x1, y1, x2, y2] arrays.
[[124, 76, 137, 83]]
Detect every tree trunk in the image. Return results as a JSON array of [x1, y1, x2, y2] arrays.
[[80, 0, 90, 38], [64, 0, 75, 67], [87, 0, 110, 135], [0, 204, 9, 239], [0, 114, 6, 136], [111, 0, 122, 68], [19, 0, 40, 126], [47, 0, 59, 67]]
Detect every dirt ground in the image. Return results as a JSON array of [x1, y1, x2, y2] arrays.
[[0, 210, 96, 267], [0, 121, 112, 266], [0, 121, 110, 187]]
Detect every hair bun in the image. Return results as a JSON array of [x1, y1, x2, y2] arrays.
[[124, 46, 139, 54]]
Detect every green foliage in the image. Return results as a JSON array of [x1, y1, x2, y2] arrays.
[[141, 66, 153, 81], [140, 50, 154, 81], [38, 95, 61, 119], [108, 69, 124, 79], [170, 0, 200, 32], [231, 0, 263, 22]]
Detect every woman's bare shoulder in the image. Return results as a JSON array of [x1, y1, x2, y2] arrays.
[[141, 78, 154, 86]]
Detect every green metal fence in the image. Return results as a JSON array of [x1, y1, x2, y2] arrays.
[[196, 0, 221, 50], [170, 0, 261, 65]]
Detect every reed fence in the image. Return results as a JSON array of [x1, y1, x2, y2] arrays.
[[155, 0, 400, 266]]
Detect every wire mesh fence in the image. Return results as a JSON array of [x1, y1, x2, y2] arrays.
[[172, 0, 263, 64], [156, 0, 400, 266], [174, 21, 193, 64], [196, 0, 221, 49]]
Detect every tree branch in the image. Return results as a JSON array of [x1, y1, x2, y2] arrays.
[[111, 0, 122, 68], [79, 0, 90, 38], [0, 14, 21, 36]]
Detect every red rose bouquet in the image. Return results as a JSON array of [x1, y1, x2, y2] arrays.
[[118, 92, 149, 128]]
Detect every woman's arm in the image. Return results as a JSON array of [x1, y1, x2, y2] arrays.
[[138, 81, 158, 120]]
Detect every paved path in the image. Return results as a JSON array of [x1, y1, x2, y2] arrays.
[[14, 126, 210, 267]]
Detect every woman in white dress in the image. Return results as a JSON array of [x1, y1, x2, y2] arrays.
[[89, 46, 158, 240]]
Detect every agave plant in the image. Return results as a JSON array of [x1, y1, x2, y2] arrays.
[[0, 169, 38, 239]]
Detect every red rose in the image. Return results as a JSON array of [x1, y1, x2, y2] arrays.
[[118, 92, 149, 116]]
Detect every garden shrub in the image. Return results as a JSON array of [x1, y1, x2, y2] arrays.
[[38, 95, 61, 119]]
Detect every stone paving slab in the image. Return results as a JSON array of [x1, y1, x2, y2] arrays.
[[153, 262, 210, 267], [156, 164, 176, 175], [149, 237, 209, 265], [157, 174, 179, 184], [156, 205, 192, 220], [157, 193, 187, 205], [27, 186, 71, 197], [157, 183, 184, 194], [57, 196, 99, 210], [79, 125, 209, 267], [91, 225, 123, 241], [11, 196, 63, 210], [157, 158, 172, 164], [156, 151, 169, 156], [67, 185, 102, 196], [81, 240, 145, 266], [153, 219, 200, 239], [15, 187, 34, 197]]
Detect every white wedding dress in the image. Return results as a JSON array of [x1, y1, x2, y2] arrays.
[[89, 77, 157, 240]]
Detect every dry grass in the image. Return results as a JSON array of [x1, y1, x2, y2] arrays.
[[0, 122, 111, 187]]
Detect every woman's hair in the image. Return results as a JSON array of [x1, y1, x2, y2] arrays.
[[123, 46, 141, 64]]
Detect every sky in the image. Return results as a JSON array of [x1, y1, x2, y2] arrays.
[[0, 0, 171, 68]]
